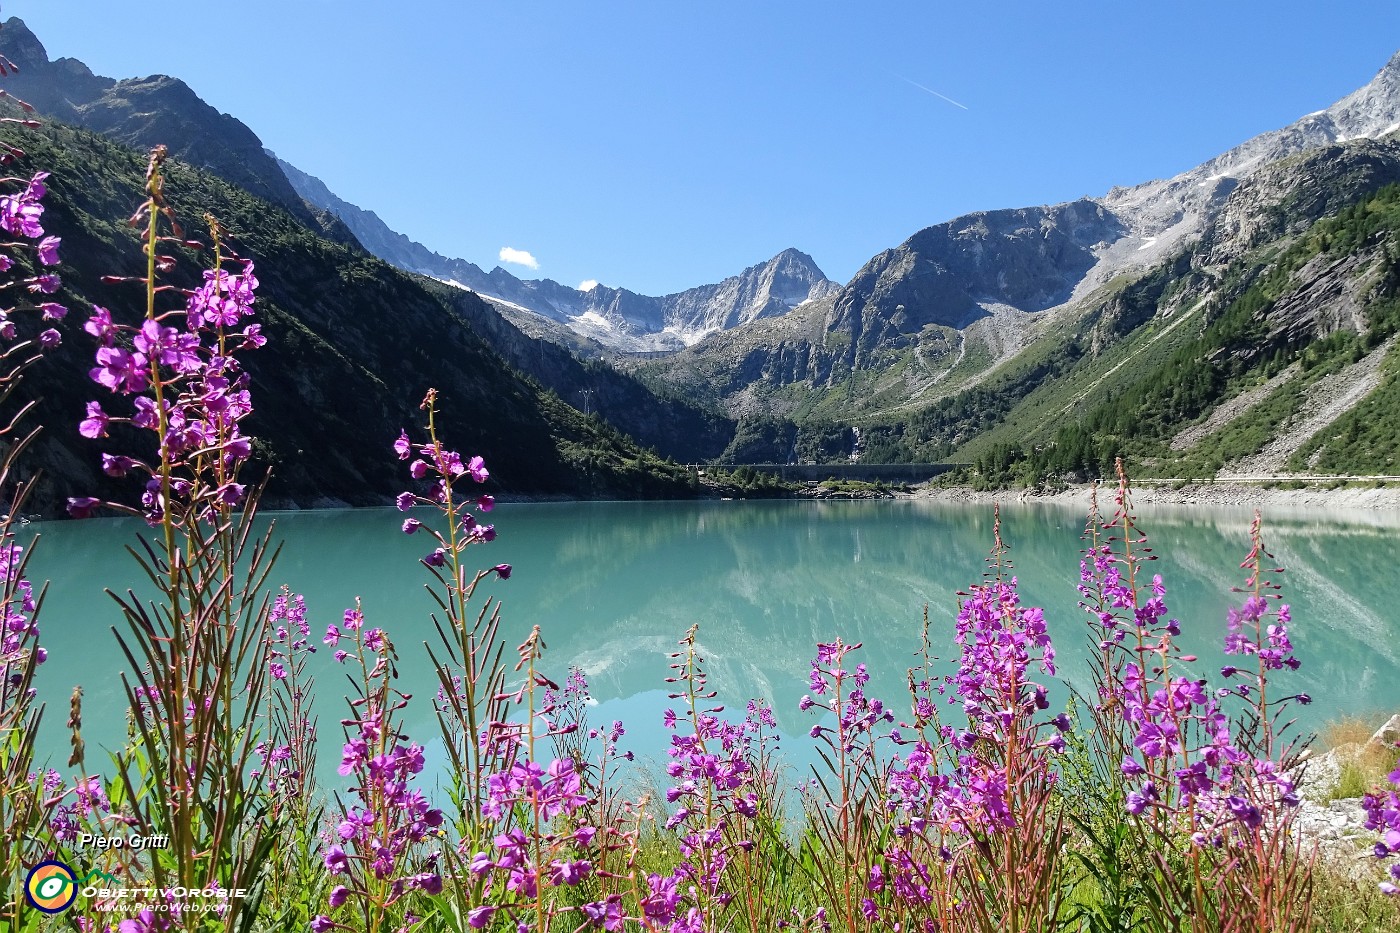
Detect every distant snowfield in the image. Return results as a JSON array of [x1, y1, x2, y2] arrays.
[[576, 310, 615, 331]]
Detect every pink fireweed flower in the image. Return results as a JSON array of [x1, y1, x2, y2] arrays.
[[66, 497, 100, 519], [101, 453, 137, 477], [79, 397, 109, 437], [84, 306, 115, 345], [0, 191, 43, 237], [25, 273, 59, 294], [37, 235, 60, 265], [1364, 766, 1400, 894], [90, 347, 150, 394], [134, 318, 202, 373]]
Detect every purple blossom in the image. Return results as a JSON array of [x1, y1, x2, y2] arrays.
[[25, 273, 59, 294], [66, 497, 99, 519], [84, 306, 115, 345], [90, 347, 150, 394], [78, 402, 109, 440], [581, 897, 625, 931], [0, 191, 43, 237], [37, 235, 60, 265], [134, 318, 202, 372], [101, 454, 137, 477], [324, 844, 349, 874]]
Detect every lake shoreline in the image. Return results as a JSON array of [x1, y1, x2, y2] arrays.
[[903, 480, 1400, 517], [394, 479, 1400, 522]]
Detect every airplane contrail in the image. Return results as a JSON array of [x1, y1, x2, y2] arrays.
[[896, 75, 969, 110]]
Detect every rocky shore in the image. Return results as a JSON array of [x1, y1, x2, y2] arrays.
[[908, 481, 1400, 520], [1293, 715, 1399, 879]]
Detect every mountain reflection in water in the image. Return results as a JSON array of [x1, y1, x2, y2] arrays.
[[24, 499, 1400, 782]]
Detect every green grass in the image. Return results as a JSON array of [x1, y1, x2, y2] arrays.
[[1311, 865, 1400, 932]]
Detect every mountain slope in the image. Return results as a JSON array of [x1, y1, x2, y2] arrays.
[[7, 117, 700, 515], [277, 156, 837, 351], [636, 50, 1400, 446], [887, 138, 1400, 482]]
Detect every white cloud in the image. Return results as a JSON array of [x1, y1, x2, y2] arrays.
[[578, 279, 599, 292], [498, 247, 539, 270]]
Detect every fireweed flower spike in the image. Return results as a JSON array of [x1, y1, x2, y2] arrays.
[[654, 625, 772, 928], [256, 588, 319, 809], [0, 78, 74, 925], [392, 389, 551, 925], [935, 506, 1067, 931], [465, 628, 611, 932], [1077, 466, 1316, 932], [62, 146, 278, 925], [324, 601, 444, 933], [71, 156, 262, 526], [797, 634, 901, 933]]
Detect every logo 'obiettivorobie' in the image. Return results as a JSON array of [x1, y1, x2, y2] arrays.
[[24, 860, 78, 913]]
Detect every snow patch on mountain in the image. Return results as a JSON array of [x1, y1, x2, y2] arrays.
[[1079, 51, 1400, 300]]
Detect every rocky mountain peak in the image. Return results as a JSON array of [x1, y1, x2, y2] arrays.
[[1326, 49, 1400, 139], [1084, 49, 1400, 301], [770, 246, 821, 270], [650, 248, 838, 346], [0, 17, 49, 72], [817, 198, 1124, 371]]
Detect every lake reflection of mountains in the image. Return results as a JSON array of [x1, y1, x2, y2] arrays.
[[24, 500, 1400, 766], [521, 501, 1400, 738]]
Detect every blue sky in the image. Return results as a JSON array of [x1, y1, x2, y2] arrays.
[[6, 2, 1400, 295]]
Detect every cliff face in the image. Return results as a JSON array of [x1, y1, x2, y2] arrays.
[[823, 199, 1125, 371]]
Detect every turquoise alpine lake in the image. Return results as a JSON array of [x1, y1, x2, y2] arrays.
[[21, 498, 1400, 785]]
